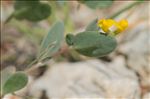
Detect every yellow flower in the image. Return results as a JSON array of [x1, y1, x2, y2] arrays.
[[98, 19, 128, 35]]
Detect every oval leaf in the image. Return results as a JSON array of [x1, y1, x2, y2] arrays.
[[3, 72, 28, 95], [24, 3, 51, 22], [14, 0, 40, 10], [1, 67, 16, 95], [14, 1, 51, 22], [37, 21, 64, 61], [67, 31, 117, 57]]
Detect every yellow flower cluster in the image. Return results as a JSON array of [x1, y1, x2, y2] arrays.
[[98, 19, 128, 35]]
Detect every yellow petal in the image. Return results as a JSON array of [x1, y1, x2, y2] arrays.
[[98, 19, 115, 33], [118, 19, 128, 29], [106, 19, 115, 27], [97, 19, 128, 35]]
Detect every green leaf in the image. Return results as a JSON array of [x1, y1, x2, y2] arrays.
[[24, 3, 51, 22], [67, 31, 117, 57], [37, 21, 64, 61], [14, 1, 51, 22], [2, 72, 28, 95], [14, 0, 40, 10], [80, 0, 113, 9], [85, 18, 99, 31], [1, 67, 16, 95]]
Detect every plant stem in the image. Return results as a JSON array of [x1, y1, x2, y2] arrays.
[[110, 1, 143, 19], [26, 59, 38, 69], [4, 13, 14, 24]]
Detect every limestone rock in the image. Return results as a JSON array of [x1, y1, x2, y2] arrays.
[[143, 92, 150, 99], [30, 56, 141, 98], [118, 21, 150, 90]]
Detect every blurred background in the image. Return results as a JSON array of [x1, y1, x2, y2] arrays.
[[1, 0, 150, 99]]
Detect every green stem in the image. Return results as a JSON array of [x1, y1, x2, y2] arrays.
[[4, 13, 14, 24], [26, 59, 38, 69], [24, 59, 39, 74], [4, 7, 28, 24], [110, 1, 142, 19], [64, 3, 74, 32], [48, 1, 57, 23]]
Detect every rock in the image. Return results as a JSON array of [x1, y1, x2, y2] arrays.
[[116, 3, 150, 93], [118, 21, 150, 91], [30, 56, 141, 98], [143, 92, 150, 99]]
